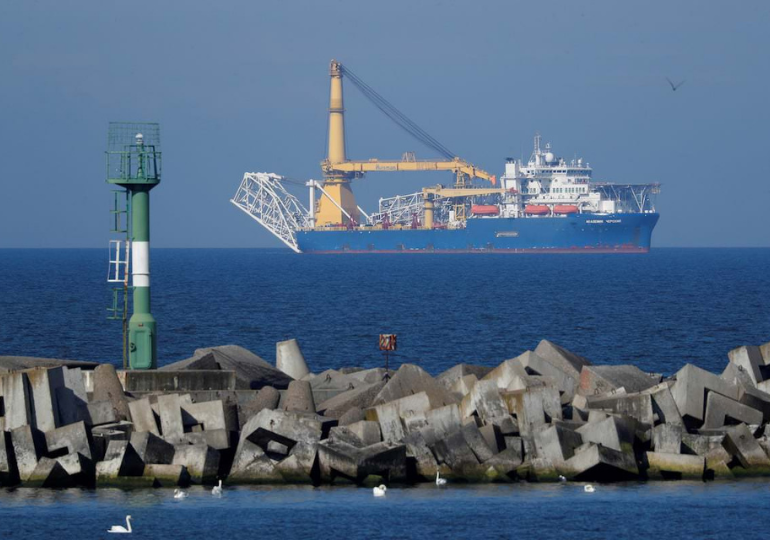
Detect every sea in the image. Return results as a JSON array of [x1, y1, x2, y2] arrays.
[[1, 247, 770, 538]]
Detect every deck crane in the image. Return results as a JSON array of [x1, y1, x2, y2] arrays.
[[315, 60, 496, 227]]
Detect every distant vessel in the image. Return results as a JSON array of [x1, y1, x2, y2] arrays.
[[231, 61, 660, 253]]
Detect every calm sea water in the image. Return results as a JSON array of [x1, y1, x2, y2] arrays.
[[0, 248, 769, 375], [1, 481, 770, 539]]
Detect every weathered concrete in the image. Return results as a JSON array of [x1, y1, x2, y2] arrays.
[[580, 365, 661, 396], [461, 379, 509, 422], [432, 430, 484, 479], [516, 351, 578, 403], [26, 457, 71, 488], [95, 440, 145, 484], [228, 440, 284, 484], [282, 380, 316, 413], [143, 463, 190, 487], [1, 371, 33, 430], [727, 346, 766, 386], [652, 423, 683, 454], [703, 392, 763, 429], [161, 345, 293, 390], [587, 393, 655, 429], [239, 386, 281, 427], [57, 367, 89, 426], [0, 432, 16, 484], [276, 339, 310, 380], [338, 406, 365, 426], [670, 364, 740, 424], [482, 358, 528, 390], [11, 425, 45, 481], [646, 452, 704, 480], [128, 398, 160, 435], [722, 423, 770, 472], [436, 364, 492, 390], [502, 386, 561, 436], [534, 339, 592, 381], [534, 425, 583, 464], [157, 394, 186, 443], [130, 431, 175, 464], [372, 364, 457, 410], [119, 370, 236, 393], [347, 421, 382, 447], [641, 383, 684, 427], [183, 400, 228, 431], [26, 367, 65, 432], [172, 444, 220, 484], [577, 415, 636, 454], [87, 401, 118, 427], [560, 443, 639, 480], [275, 441, 318, 483], [45, 421, 92, 460], [92, 364, 131, 421], [425, 404, 462, 440], [307, 370, 364, 403], [461, 422, 496, 462], [316, 381, 386, 419], [483, 447, 523, 478]]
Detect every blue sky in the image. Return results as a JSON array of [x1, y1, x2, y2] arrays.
[[1, 0, 768, 247]]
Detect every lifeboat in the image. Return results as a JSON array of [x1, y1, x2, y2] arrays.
[[554, 205, 579, 215], [471, 204, 500, 216], [524, 205, 550, 216]]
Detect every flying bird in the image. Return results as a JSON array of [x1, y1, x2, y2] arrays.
[[666, 77, 685, 91]]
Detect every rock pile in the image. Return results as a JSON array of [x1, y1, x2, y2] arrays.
[[1, 340, 770, 488]]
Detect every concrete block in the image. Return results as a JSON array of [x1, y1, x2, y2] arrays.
[[95, 440, 145, 483], [703, 392, 763, 429], [727, 345, 765, 386], [560, 443, 639, 480], [87, 401, 118, 427], [372, 364, 457, 409], [587, 393, 654, 429], [534, 339, 592, 381], [228, 440, 284, 484], [682, 433, 724, 456], [722, 423, 770, 471], [580, 365, 661, 396], [316, 381, 386, 419], [0, 372, 33, 430], [479, 424, 503, 453], [183, 429, 231, 451], [338, 407, 365, 426], [401, 431, 439, 477], [502, 386, 561, 436], [646, 452, 704, 480], [347, 421, 382, 446], [281, 380, 316, 413], [56, 367, 89, 425], [450, 374, 478, 397], [534, 425, 583, 464], [239, 386, 281, 427], [54, 452, 90, 478], [158, 394, 185, 443], [92, 364, 131, 421], [704, 446, 733, 478], [432, 430, 484, 479], [461, 380, 509, 421], [172, 444, 220, 484], [26, 457, 71, 488], [183, 400, 228, 431], [482, 358, 528, 389], [11, 425, 45, 481], [372, 401, 405, 444], [130, 431, 175, 464], [761, 342, 770, 365], [436, 364, 492, 390], [670, 364, 740, 424], [516, 351, 578, 404], [483, 447, 523, 479], [577, 415, 636, 454], [328, 426, 365, 448], [26, 367, 66, 432], [237, 408, 323, 459], [516, 457, 560, 482], [461, 422, 496, 462], [318, 439, 406, 483], [275, 441, 318, 483], [652, 423, 683, 454], [308, 370, 363, 403], [424, 404, 462, 439], [128, 398, 159, 435], [0, 432, 17, 485], [641, 383, 684, 427], [45, 421, 92, 460], [276, 339, 310, 380], [143, 463, 190, 487]]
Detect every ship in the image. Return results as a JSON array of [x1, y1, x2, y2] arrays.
[[231, 61, 660, 254]]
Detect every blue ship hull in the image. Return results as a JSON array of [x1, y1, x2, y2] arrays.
[[297, 213, 659, 253]]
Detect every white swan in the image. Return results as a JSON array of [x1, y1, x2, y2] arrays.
[[584, 484, 595, 493], [435, 471, 447, 486], [107, 515, 132, 534], [373, 485, 387, 497], [173, 489, 188, 499], [558, 475, 567, 482], [212, 479, 223, 496]]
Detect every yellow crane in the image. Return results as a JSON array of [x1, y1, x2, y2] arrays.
[[315, 60, 496, 227]]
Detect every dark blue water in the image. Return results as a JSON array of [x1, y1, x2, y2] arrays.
[[1, 481, 769, 539], [1, 248, 769, 376]]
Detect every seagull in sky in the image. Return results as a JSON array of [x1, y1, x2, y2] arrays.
[[666, 77, 686, 91]]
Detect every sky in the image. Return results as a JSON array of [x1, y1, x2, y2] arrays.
[[1, 0, 768, 248]]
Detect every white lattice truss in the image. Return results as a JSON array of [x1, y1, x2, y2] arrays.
[[370, 191, 424, 226], [230, 172, 309, 253]]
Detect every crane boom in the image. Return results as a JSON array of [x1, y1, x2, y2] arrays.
[[322, 158, 496, 185]]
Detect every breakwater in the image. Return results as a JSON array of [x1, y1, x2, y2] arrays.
[[1, 339, 770, 488]]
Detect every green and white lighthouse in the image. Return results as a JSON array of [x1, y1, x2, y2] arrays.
[[106, 122, 161, 370]]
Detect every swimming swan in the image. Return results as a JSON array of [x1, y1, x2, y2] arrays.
[[373, 485, 387, 497], [584, 484, 595, 493], [212, 479, 223, 496], [173, 489, 188, 499], [107, 515, 132, 534], [435, 471, 447, 486]]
